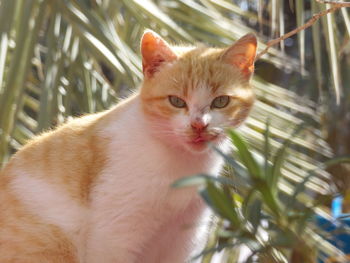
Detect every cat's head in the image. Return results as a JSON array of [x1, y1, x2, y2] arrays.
[[140, 30, 257, 153]]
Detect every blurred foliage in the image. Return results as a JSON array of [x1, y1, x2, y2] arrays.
[[174, 127, 350, 262], [0, 0, 349, 262]]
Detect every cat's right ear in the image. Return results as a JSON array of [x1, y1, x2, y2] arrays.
[[222, 33, 257, 80], [141, 30, 177, 79]]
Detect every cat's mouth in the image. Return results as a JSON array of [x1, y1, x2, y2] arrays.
[[188, 133, 219, 145], [180, 129, 224, 152], [185, 134, 220, 152]]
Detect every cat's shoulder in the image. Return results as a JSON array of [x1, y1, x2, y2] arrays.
[[17, 94, 138, 152], [22, 109, 109, 149]]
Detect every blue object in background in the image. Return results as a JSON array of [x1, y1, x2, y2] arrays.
[[333, 196, 344, 218], [316, 196, 350, 262]]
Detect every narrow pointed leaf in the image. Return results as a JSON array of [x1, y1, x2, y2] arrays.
[[228, 130, 262, 179], [269, 123, 306, 193], [201, 181, 240, 225]]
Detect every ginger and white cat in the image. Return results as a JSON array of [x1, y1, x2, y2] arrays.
[[0, 30, 257, 263]]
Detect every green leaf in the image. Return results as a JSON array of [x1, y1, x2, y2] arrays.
[[213, 146, 252, 187], [263, 119, 271, 177], [172, 174, 236, 188], [255, 178, 280, 217], [324, 155, 350, 168], [172, 174, 209, 188], [296, 207, 315, 233], [286, 171, 318, 211], [228, 130, 262, 179], [269, 123, 306, 194], [242, 189, 258, 218], [200, 181, 240, 225], [247, 198, 262, 234], [269, 229, 295, 248]]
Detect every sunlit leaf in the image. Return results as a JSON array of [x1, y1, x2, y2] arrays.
[[203, 181, 240, 225], [228, 130, 262, 179]]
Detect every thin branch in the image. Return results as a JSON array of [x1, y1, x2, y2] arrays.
[[316, 0, 350, 4], [255, 2, 350, 60]]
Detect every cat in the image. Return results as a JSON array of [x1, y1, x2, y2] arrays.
[[0, 30, 257, 263]]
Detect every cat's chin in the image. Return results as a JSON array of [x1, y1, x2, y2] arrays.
[[184, 141, 211, 153]]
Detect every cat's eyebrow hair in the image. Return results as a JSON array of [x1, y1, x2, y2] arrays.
[[229, 95, 243, 100], [210, 83, 221, 93], [230, 95, 252, 103], [142, 95, 168, 101]]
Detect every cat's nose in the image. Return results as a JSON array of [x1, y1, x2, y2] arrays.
[[191, 120, 208, 133]]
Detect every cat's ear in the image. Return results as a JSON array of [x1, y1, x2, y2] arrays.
[[141, 30, 177, 78], [222, 33, 257, 79]]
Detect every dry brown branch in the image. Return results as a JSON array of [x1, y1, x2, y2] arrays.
[[316, 0, 350, 4], [255, 1, 350, 60]]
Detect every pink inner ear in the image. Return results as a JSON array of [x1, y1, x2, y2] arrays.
[[143, 57, 166, 77], [222, 34, 257, 78], [232, 54, 255, 76], [141, 31, 177, 78]]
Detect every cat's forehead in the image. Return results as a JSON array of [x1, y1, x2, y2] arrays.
[[187, 85, 213, 107], [170, 46, 244, 96], [176, 46, 222, 64]]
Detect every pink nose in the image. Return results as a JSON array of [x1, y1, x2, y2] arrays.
[[191, 120, 208, 133]]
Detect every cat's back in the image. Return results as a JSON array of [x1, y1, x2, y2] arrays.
[[0, 97, 135, 262], [0, 93, 138, 200], [1, 109, 110, 202], [0, 110, 107, 260]]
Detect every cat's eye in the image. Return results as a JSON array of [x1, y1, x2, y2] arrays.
[[211, 96, 230, 109], [168, 95, 186, 108]]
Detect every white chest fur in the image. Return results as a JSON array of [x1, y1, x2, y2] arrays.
[[85, 99, 225, 263]]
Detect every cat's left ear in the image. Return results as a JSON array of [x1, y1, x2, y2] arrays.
[[141, 30, 177, 78], [222, 33, 257, 79]]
